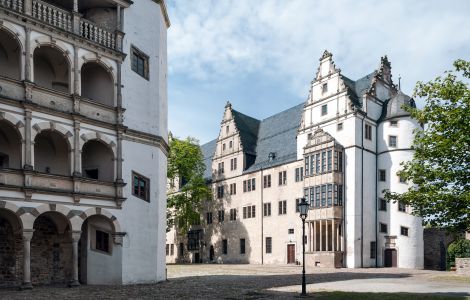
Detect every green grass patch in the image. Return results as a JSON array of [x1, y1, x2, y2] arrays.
[[313, 292, 469, 299]]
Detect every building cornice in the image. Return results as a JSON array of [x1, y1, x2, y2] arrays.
[[153, 0, 171, 28]]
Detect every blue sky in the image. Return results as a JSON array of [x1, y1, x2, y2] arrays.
[[166, 0, 470, 144]]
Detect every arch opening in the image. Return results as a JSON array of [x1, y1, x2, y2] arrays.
[[34, 130, 70, 176], [0, 208, 23, 287], [0, 119, 22, 169], [31, 212, 72, 285], [0, 29, 21, 80], [33, 46, 70, 93], [79, 214, 120, 285], [81, 140, 115, 181], [81, 62, 114, 107]]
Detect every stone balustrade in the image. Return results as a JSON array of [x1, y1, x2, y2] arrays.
[[0, 0, 23, 12], [32, 0, 72, 32], [79, 18, 116, 49]]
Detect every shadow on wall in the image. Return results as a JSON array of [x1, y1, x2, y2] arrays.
[[172, 179, 252, 264]]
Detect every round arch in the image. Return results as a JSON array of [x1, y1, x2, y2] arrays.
[[80, 207, 122, 233], [0, 25, 23, 80]]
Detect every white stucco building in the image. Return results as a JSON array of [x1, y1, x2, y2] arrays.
[[0, 0, 169, 288], [166, 51, 424, 269]]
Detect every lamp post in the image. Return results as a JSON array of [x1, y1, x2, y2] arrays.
[[298, 197, 309, 296]]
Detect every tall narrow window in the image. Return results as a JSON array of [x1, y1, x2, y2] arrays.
[[365, 123, 372, 140], [321, 104, 328, 116], [263, 203, 271, 217], [338, 185, 343, 206], [133, 172, 150, 202], [310, 154, 315, 175], [316, 153, 320, 174], [315, 186, 321, 207], [321, 185, 326, 207], [131, 45, 149, 79], [305, 157, 309, 176], [240, 239, 246, 254], [327, 150, 332, 171], [321, 151, 326, 173], [218, 210, 225, 223], [379, 170, 386, 182], [222, 239, 228, 254], [322, 83, 328, 94], [389, 136, 397, 147], [327, 184, 333, 206], [278, 200, 287, 215], [296, 198, 300, 212], [265, 237, 272, 254], [95, 230, 110, 253], [206, 212, 213, 224], [370, 241, 376, 259], [310, 187, 314, 206]]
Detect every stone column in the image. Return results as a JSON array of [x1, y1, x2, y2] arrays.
[[326, 219, 329, 251], [116, 130, 123, 183], [70, 231, 81, 287], [72, 0, 81, 35], [24, 0, 33, 15], [313, 221, 316, 252], [21, 229, 34, 290], [336, 222, 340, 252], [319, 220, 323, 252], [73, 45, 80, 95], [332, 219, 335, 252], [23, 109, 33, 170], [73, 121, 81, 176], [24, 27, 31, 82]]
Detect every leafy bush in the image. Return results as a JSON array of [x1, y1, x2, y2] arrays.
[[447, 239, 470, 270]]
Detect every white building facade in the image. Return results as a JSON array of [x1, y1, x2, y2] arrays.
[[0, 0, 169, 288], [166, 51, 424, 269]]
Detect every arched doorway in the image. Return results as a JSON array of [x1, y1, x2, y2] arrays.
[[31, 212, 72, 285], [79, 215, 121, 285], [34, 130, 70, 176], [81, 62, 114, 106], [33, 46, 70, 93], [0, 119, 22, 169], [81, 140, 115, 181], [0, 208, 23, 287], [0, 28, 21, 80], [384, 249, 397, 267]]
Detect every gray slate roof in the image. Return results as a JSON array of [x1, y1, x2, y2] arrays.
[[380, 90, 415, 121], [341, 72, 376, 107], [200, 139, 217, 180], [232, 110, 260, 155]]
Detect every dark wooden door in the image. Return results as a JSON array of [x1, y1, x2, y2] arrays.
[[287, 244, 295, 264], [384, 249, 397, 267]]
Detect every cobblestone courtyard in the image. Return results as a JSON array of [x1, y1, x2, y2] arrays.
[[1, 264, 469, 299]]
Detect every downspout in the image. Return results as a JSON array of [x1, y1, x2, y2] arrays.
[[260, 167, 264, 264], [375, 119, 379, 267], [360, 114, 365, 268]]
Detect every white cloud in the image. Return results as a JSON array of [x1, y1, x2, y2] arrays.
[[167, 0, 470, 95]]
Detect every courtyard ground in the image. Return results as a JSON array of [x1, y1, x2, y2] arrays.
[[0, 264, 469, 299]]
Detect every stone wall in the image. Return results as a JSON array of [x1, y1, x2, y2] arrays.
[[0, 217, 23, 287], [423, 228, 459, 270], [456, 258, 470, 276], [31, 216, 73, 285]]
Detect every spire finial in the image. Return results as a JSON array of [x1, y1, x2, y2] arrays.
[[320, 50, 333, 61], [225, 101, 232, 109], [398, 75, 401, 90]]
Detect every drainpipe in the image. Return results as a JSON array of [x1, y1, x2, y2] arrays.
[[260, 167, 264, 264], [360, 114, 365, 268], [375, 120, 379, 267]]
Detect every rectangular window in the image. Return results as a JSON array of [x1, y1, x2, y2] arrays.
[[389, 135, 397, 147], [310, 154, 315, 175], [327, 150, 332, 171], [166, 244, 169, 256], [380, 223, 388, 234], [95, 229, 110, 253], [338, 151, 343, 172], [379, 198, 387, 211], [296, 198, 300, 213], [234, 158, 237, 170], [132, 172, 150, 202], [131, 45, 149, 79], [334, 151, 338, 171], [217, 186, 224, 199], [315, 186, 321, 207], [218, 210, 225, 223], [252, 178, 256, 191], [334, 184, 338, 205], [240, 239, 246, 254], [278, 200, 287, 215], [264, 175, 271, 188], [379, 170, 386, 182], [218, 162, 224, 174], [278, 171, 287, 186], [230, 183, 237, 195], [365, 123, 372, 140], [229, 141, 233, 148], [226, 126, 229, 134], [288, 228, 294, 234], [321, 185, 326, 207], [223, 143, 226, 151], [222, 239, 228, 254], [265, 237, 272, 254], [263, 203, 271, 217], [370, 241, 376, 259], [295, 167, 304, 182], [327, 184, 333, 206], [321, 151, 326, 172], [401, 226, 409, 236], [398, 201, 407, 212], [338, 185, 343, 206], [316, 153, 321, 174], [243, 206, 256, 219], [252, 205, 256, 218], [321, 104, 328, 116], [170, 244, 174, 256], [305, 157, 309, 176], [230, 158, 234, 170], [322, 83, 328, 94], [390, 120, 398, 127], [187, 231, 200, 250], [337, 123, 343, 131], [230, 208, 237, 221], [310, 187, 314, 206], [206, 212, 213, 224]]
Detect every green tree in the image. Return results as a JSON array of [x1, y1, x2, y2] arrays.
[[167, 136, 212, 234], [384, 59, 470, 232], [446, 239, 470, 270]]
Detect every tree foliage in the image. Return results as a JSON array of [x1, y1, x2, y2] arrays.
[[167, 136, 212, 234], [447, 239, 470, 270], [384, 59, 470, 232]]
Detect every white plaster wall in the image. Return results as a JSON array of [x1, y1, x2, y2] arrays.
[[122, 0, 168, 141], [119, 140, 167, 283]]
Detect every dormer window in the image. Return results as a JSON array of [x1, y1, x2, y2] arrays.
[[268, 152, 276, 161], [322, 83, 328, 94]]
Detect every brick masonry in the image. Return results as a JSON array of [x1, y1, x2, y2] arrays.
[[0, 217, 23, 287], [31, 215, 73, 285], [456, 258, 470, 276]]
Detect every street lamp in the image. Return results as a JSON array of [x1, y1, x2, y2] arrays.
[[298, 197, 309, 296]]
